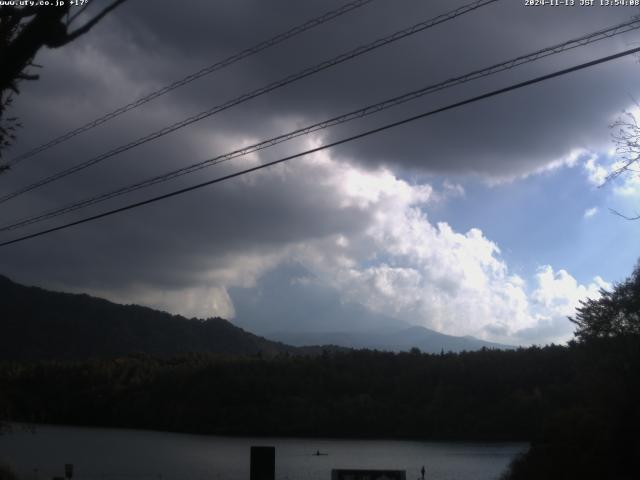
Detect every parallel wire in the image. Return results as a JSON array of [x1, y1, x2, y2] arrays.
[[0, 0, 500, 205], [2, 17, 639, 232], [2, 45, 639, 248], [5, 0, 376, 167]]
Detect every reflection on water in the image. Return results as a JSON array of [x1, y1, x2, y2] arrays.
[[0, 424, 527, 480]]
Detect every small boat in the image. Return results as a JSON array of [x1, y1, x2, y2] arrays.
[[313, 450, 328, 456]]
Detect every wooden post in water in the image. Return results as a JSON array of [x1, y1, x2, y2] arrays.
[[250, 446, 275, 480]]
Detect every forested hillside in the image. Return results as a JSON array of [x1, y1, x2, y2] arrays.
[[0, 346, 571, 440], [0, 275, 300, 359], [2, 264, 639, 479], [1, 337, 638, 479]]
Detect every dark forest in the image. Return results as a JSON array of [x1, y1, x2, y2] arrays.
[[2, 263, 640, 479]]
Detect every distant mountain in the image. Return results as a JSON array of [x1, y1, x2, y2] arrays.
[[270, 325, 514, 353], [231, 264, 411, 335], [0, 275, 308, 361], [230, 264, 513, 353]]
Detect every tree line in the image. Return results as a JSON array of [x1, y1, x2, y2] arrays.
[[1, 264, 639, 479]]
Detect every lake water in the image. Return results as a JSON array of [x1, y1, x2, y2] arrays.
[[0, 424, 527, 480]]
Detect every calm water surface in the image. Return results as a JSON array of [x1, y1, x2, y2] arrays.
[[0, 424, 527, 480]]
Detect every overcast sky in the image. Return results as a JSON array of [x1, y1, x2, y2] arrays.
[[2, 0, 640, 345]]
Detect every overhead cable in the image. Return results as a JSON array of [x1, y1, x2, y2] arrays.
[[5, 0, 377, 167], [2, 44, 639, 247], [0, 0, 500, 205], [3, 16, 639, 232]]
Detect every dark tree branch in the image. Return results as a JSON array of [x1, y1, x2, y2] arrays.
[[605, 98, 640, 220], [66, 3, 91, 27], [0, 1, 128, 165], [54, 0, 128, 46], [609, 208, 640, 221]]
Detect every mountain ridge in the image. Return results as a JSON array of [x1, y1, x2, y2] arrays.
[[0, 275, 305, 360], [1, 275, 512, 360], [268, 325, 514, 353]]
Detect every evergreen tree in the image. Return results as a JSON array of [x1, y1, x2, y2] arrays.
[[570, 262, 640, 341]]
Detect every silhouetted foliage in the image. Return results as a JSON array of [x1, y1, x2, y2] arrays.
[[0, 346, 572, 441], [500, 263, 640, 479], [0, 12, 22, 168], [1, 337, 638, 476], [501, 336, 640, 480], [0, 2, 127, 168], [570, 261, 640, 341]]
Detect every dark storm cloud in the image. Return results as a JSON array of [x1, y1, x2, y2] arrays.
[[0, 147, 373, 291], [0, 0, 637, 327], [10, 0, 636, 183], [92, 0, 640, 177]]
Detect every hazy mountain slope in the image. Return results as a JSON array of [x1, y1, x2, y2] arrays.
[[231, 264, 513, 353], [230, 264, 411, 334], [271, 325, 514, 353]]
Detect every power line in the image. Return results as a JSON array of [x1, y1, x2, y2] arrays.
[[2, 44, 639, 248], [0, 0, 500, 205], [4, 0, 376, 167], [2, 17, 639, 233]]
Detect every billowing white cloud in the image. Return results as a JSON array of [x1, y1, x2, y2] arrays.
[[283, 156, 611, 344], [3, 1, 625, 348], [531, 266, 609, 318], [133, 146, 607, 346], [585, 156, 609, 186], [534, 148, 589, 176], [441, 180, 466, 199], [584, 207, 599, 218], [513, 266, 611, 344], [613, 172, 640, 198], [4, 135, 609, 345]]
